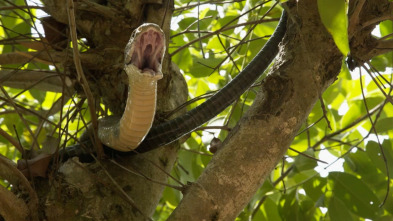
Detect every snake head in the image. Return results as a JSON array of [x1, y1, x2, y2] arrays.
[[124, 23, 166, 80]]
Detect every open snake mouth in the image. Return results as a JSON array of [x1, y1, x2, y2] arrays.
[[128, 27, 165, 75]]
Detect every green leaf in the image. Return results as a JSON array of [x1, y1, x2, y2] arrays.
[[293, 149, 318, 171], [253, 22, 276, 39], [341, 58, 352, 80], [206, 35, 225, 51], [317, 0, 350, 55], [171, 44, 192, 72], [328, 196, 354, 221], [177, 17, 198, 30], [254, 196, 281, 221], [344, 148, 386, 188], [162, 186, 180, 207], [323, 78, 345, 105], [329, 172, 381, 219], [341, 100, 362, 127], [366, 140, 393, 178], [376, 216, 393, 221], [29, 89, 47, 104], [189, 54, 223, 78], [379, 20, 393, 38], [303, 176, 327, 204], [216, 15, 238, 30], [370, 55, 389, 72], [375, 117, 393, 133], [278, 190, 299, 220]]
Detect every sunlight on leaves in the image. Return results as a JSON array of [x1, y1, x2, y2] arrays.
[[317, 0, 350, 56]]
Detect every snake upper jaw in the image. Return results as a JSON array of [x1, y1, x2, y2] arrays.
[[124, 23, 166, 81]]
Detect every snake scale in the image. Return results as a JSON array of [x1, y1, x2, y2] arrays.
[[61, 11, 287, 160]]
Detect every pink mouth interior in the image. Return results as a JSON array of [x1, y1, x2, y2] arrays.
[[131, 29, 164, 74]]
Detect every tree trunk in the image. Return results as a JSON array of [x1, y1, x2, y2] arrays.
[[168, 1, 343, 220]]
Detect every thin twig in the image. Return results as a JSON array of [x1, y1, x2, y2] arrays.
[[210, 2, 279, 78], [0, 5, 43, 11], [197, 0, 205, 59], [175, 0, 245, 11], [13, 125, 35, 190], [170, 1, 274, 56], [359, 67, 390, 207], [288, 147, 328, 164], [164, 91, 216, 119], [310, 102, 384, 150], [130, 154, 185, 187], [170, 18, 278, 55], [251, 165, 294, 218], [365, 62, 393, 104], [66, 0, 103, 158], [324, 100, 389, 171], [0, 86, 38, 150], [170, 16, 213, 39], [217, 33, 240, 72], [319, 96, 332, 130], [305, 119, 311, 147], [195, 125, 231, 131], [180, 147, 214, 156], [281, 158, 286, 193], [110, 160, 184, 191], [223, 97, 240, 127], [0, 128, 23, 152]]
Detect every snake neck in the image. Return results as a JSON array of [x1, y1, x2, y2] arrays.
[[115, 75, 158, 151]]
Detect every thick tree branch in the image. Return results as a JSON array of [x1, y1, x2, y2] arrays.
[[349, 0, 392, 63], [375, 39, 393, 54], [0, 185, 29, 221], [0, 155, 39, 220], [0, 50, 106, 69], [0, 69, 74, 93]]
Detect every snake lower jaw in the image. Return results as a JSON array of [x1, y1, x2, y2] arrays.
[[124, 64, 163, 80], [141, 69, 163, 80]]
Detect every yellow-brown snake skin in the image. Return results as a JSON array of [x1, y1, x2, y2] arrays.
[[97, 23, 165, 152]]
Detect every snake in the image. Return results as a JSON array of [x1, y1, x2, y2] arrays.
[[97, 23, 165, 152], [134, 11, 288, 153], [61, 11, 287, 159]]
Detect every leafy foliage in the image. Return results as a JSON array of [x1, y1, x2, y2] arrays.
[[0, 0, 392, 220]]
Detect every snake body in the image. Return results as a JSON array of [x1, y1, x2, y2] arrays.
[[61, 12, 287, 160], [98, 23, 165, 152]]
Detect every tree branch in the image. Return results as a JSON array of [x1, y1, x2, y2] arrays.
[[67, 0, 103, 157], [168, 1, 343, 219], [0, 50, 105, 69], [0, 69, 74, 93], [0, 155, 39, 220]]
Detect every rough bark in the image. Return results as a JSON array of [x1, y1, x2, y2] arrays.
[[168, 1, 343, 220]]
